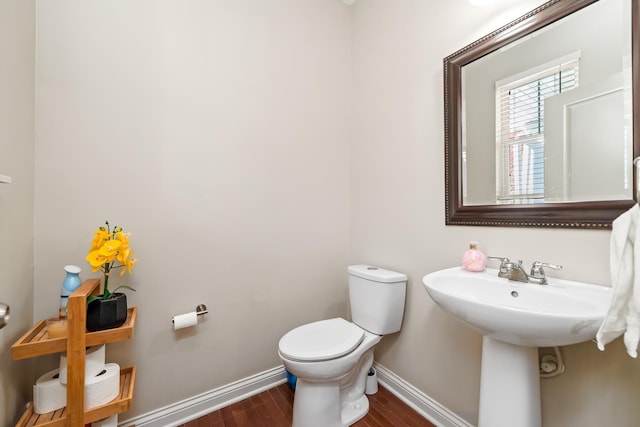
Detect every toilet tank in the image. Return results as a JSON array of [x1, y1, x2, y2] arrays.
[[348, 265, 407, 335]]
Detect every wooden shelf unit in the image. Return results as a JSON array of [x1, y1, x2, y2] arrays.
[[11, 279, 137, 427]]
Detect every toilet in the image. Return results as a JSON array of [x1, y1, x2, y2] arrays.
[[278, 265, 407, 427]]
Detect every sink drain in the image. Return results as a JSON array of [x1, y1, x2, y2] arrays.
[[511, 291, 519, 297]]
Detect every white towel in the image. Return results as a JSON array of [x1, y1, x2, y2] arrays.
[[596, 204, 640, 358]]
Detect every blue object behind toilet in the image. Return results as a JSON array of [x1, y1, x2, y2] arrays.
[[285, 370, 297, 390]]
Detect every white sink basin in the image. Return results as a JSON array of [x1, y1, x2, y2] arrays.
[[422, 266, 612, 347]]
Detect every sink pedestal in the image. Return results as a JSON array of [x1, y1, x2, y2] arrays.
[[479, 337, 541, 427]]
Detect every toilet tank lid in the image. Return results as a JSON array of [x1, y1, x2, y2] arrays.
[[348, 265, 407, 283]]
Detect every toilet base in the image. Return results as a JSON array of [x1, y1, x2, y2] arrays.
[[341, 394, 369, 426], [292, 379, 370, 427]]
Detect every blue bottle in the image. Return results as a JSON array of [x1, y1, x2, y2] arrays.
[[59, 265, 82, 318]]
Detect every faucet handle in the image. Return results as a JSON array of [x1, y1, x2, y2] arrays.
[[487, 256, 511, 277], [530, 261, 563, 278]]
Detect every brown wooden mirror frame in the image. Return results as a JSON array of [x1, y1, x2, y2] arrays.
[[444, 0, 639, 228]]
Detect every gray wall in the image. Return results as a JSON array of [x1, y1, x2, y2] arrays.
[[33, 0, 351, 419], [351, 0, 640, 426], [0, 0, 35, 425]]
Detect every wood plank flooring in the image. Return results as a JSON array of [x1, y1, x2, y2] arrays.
[[179, 383, 435, 427]]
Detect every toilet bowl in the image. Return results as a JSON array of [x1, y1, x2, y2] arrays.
[[279, 318, 381, 427], [277, 265, 407, 427]]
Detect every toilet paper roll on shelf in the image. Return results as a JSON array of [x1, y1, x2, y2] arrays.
[[85, 363, 121, 410], [59, 344, 106, 384], [33, 363, 121, 414], [34, 369, 67, 414], [172, 304, 208, 330]]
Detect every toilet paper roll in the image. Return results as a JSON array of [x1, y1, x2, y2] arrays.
[[92, 414, 118, 427], [33, 364, 120, 414], [85, 363, 121, 410], [173, 311, 198, 330], [365, 368, 378, 395], [59, 344, 106, 384], [33, 369, 66, 414]]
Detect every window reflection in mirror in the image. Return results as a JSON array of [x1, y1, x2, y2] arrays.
[[460, 0, 633, 206]]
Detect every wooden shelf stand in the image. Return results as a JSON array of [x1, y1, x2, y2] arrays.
[[11, 279, 137, 427]]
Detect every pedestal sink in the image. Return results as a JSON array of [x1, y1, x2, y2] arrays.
[[422, 267, 612, 427]]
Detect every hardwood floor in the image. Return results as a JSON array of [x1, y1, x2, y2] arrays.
[[179, 383, 435, 427]]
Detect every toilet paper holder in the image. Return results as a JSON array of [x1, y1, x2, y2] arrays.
[[196, 304, 208, 317], [171, 304, 208, 324]]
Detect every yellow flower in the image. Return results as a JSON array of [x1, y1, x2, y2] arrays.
[[121, 254, 136, 276], [116, 246, 130, 264], [90, 229, 110, 251], [86, 221, 137, 298], [115, 231, 130, 243], [99, 239, 122, 258], [86, 250, 108, 272]]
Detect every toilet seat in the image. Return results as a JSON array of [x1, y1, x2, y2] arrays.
[[279, 318, 364, 362]]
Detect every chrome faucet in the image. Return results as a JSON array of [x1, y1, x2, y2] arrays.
[[507, 261, 530, 283], [488, 257, 562, 285]]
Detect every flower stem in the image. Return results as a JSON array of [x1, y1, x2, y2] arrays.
[[103, 269, 111, 299]]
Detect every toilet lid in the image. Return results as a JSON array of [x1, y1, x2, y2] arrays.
[[279, 318, 365, 362]]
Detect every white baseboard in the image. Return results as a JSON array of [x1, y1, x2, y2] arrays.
[[373, 363, 474, 427], [119, 366, 287, 427], [120, 363, 472, 427]]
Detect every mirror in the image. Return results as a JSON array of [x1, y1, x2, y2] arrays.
[[445, 0, 639, 228]]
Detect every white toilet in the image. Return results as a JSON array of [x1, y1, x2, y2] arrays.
[[278, 265, 407, 427]]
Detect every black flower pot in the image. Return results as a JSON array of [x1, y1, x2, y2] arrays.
[[86, 293, 128, 332]]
